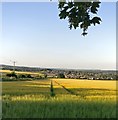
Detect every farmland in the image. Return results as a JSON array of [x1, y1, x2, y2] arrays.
[[1, 79, 117, 118]]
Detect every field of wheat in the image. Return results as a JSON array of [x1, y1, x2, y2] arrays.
[[1, 79, 117, 118]]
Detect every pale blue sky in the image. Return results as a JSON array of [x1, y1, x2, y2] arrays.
[[1, 2, 116, 70]]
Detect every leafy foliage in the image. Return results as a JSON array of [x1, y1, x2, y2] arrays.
[[58, 0, 102, 36]]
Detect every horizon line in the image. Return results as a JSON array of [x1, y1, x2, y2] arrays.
[[0, 63, 116, 71]]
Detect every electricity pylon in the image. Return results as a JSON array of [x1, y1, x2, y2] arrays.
[[10, 60, 17, 73]]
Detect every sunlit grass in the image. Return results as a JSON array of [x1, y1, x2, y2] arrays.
[[53, 79, 116, 90]]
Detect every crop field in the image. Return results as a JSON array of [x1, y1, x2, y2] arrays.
[[0, 70, 41, 75], [1, 79, 117, 118]]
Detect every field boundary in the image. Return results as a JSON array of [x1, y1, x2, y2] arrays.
[[54, 80, 78, 96]]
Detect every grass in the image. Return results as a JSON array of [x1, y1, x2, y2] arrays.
[[1, 79, 117, 118]]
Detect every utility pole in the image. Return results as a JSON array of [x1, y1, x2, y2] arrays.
[[13, 61, 16, 73], [10, 60, 17, 73]]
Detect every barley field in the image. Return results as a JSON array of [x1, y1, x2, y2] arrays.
[[1, 79, 117, 118]]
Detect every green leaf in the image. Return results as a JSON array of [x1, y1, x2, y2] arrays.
[[58, 1, 101, 36], [68, 2, 73, 8], [82, 32, 88, 36], [59, 9, 68, 19], [91, 17, 101, 25]]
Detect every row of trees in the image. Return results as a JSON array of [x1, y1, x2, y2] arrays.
[[6, 72, 65, 79], [6, 72, 32, 79]]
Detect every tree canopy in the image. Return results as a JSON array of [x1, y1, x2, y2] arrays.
[[58, 0, 102, 36]]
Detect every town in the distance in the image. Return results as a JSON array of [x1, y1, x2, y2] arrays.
[[0, 64, 117, 80]]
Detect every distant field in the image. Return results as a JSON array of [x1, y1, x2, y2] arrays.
[[0, 70, 41, 75], [53, 79, 116, 89], [2, 79, 117, 118]]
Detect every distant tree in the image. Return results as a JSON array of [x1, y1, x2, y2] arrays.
[[26, 74, 32, 78], [44, 74, 47, 78], [58, 0, 101, 36], [6, 73, 11, 77], [50, 80, 55, 97], [57, 73, 65, 78], [6, 72, 17, 78], [18, 74, 26, 78], [18, 74, 32, 78]]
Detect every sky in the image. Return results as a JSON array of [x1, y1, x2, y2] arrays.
[[0, 2, 116, 70]]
